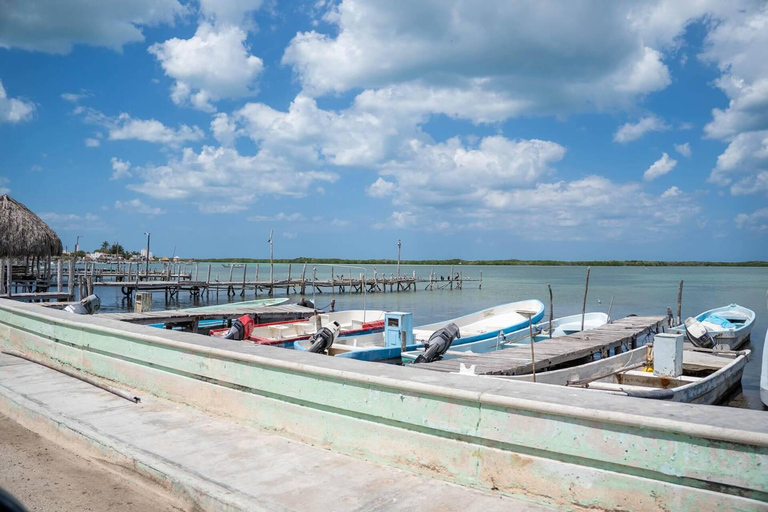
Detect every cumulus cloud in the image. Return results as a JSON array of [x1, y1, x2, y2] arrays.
[[674, 142, 692, 158], [128, 145, 338, 213], [367, 178, 396, 198], [0, 80, 34, 124], [199, 0, 264, 26], [613, 115, 670, 143], [0, 0, 184, 54], [85, 138, 100, 148], [643, 153, 677, 181], [149, 23, 264, 111], [75, 107, 204, 147], [735, 208, 768, 232], [708, 130, 768, 195], [283, 1, 672, 119], [114, 199, 165, 215], [108, 113, 204, 146], [110, 157, 132, 180]]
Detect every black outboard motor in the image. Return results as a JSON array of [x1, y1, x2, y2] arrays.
[[223, 319, 246, 340], [683, 317, 715, 349], [414, 323, 461, 364], [307, 321, 341, 354], [297, 299, 315, 309]]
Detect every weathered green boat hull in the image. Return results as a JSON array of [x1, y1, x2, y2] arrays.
[[1, 299, 766, 511]]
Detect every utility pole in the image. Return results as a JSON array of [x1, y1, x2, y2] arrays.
[[397, 239, 401, 278], [144, 232, 151, 279]]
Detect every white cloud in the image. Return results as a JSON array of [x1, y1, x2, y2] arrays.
[[661, 186, 682, 198], [211, 113, 239, 147], [38, 212, 109, 231], [248, 212, 306, 222], [708, 130, 768, 194], [674, 142, 692, 158], [367, 178, 396, 198], [128, 145, 338, 213], [0, 79, 34, 124], [149, 23, 264, 111], [108, 113, 204, 146], [114, 199, 165, 216], [0, 0, 184, 54], [85, 138, 100, 147], [283, 1, 672, 119], [61, 92, 89, 103], [643, 153, 677, 181], [735, 208, 768, 232], [376, 136, 566, 208], [110, 157, 132, 180], [613, 115, 670, 143], [75, 107, 203, 147], [0, 177, 10, 195]]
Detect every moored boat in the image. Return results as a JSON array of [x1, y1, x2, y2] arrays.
[[495, 344, 750, 405], [212, 309, 388, 346], [149, 297, 289, 329], [296, 300, 545, 361], [401, 312, 609, 363], [670, 303, 755, 350]]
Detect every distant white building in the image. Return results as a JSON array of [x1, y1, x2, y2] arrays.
[[140, 248, 154, 260]]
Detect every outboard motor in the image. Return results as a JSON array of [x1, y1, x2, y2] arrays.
[[223, 314, 255, 341], [64, 294, 101, 315], [683, 317, 715, 349], [297, 299, 315, 309], [414, 323, 461, 364], [307, 321, 341, 354]]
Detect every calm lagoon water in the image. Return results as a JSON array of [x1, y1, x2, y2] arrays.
[[95, 263, 768, 410]]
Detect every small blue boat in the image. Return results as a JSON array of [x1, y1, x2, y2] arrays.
[[295, 300, 545, 361], [401, 312, 609, 363], [670, 303, 755, 350]]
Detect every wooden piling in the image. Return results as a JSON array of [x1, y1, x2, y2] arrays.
[[548, 284, 553, 338], [676, 280, 684, 324], [241, 264, 247, 297], [581, 267, 591, 331], [607, 295, 615, 322]]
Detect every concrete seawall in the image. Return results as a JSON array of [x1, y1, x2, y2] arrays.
[[1, 298, 766, 510]]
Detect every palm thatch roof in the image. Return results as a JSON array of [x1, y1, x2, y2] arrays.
[[0, 194, 63, 258]]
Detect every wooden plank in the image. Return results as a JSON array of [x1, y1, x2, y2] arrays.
[[414, 316, 665, 376]]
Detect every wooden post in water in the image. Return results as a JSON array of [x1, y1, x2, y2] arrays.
[[300, 264, 307, 296], [607, 295, 615, 322], [547, 284, 553, 338], [269, 229, 274, 297], [287, 264, 292, 294], [581, 266, 591, 331], [241, 264, 247, 297], [68, 257, 74, 296], [56, 259, 62, 293], [331, 267, 335, 295], [676, 280, 684, 325], [450, 265, 454, 290]]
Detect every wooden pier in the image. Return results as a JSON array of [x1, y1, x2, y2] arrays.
[[100, 304, 316, 332], [416, 316, 667, 375]]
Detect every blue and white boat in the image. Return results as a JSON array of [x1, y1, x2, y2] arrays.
[[295, 300, 545, 361], [401, 312, 609, 363], [670, 304, 755, 350]]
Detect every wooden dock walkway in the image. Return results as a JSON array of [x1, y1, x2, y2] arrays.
[[100, 304, 316, 332], [417, 316, 667, 376]]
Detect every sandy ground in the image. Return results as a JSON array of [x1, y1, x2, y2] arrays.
[[0, 414, 183, 512]]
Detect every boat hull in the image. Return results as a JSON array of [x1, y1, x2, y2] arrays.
[[671, 303, 755, 350], [761, 328, 768, 407]]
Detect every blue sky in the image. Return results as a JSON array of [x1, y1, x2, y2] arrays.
[[1, 1, 767, 261]]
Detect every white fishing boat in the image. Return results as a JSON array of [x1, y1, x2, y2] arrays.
[[402, 312, 609, 363], [295, 300, 545, 361], [670, 303, 755, 350], [212, 309, 388, 346], [493, 344, 750, 405]]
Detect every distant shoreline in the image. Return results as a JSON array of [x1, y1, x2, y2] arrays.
[[190, 258, 768, 267]]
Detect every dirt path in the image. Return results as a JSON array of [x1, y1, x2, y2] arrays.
[[0, 414, 184, 512]]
